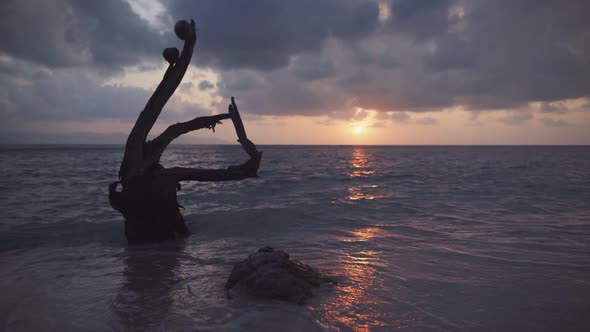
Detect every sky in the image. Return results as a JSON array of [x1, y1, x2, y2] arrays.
[[1, 0, 589, 145]]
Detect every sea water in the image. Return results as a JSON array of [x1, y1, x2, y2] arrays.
[[0, 145, 589, 331]]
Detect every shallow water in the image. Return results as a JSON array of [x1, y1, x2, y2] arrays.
[[1, 145, 589, 331]]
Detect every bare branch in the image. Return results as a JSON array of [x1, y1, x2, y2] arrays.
[[139, 20, 198, 142], [119, 20, 197, 180], [161, 154, 262, 182], [142, 113, 231, 168], [229, 97, 260, 159]]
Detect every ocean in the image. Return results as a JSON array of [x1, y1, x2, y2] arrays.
[[0, 145, 589, 331]]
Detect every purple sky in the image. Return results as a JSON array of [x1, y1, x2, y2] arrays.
[[1, 0, 589, 144]]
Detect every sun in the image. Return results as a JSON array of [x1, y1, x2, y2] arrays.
[[353, 125, 364, 134]]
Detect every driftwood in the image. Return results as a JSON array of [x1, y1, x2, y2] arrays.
[[109, 19, 262, 244]]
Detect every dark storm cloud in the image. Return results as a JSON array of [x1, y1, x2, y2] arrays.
[[0, 63, 211, 135], [206, 0, 587, 117], [65, 0, 169, 68], [329, 0, 590, 113], [166, 0, 380, 70], [424, 35, 477, 71], [0, 0, 167, 70], [2, 71, 151, 121], [0, 0, 208, 138], [388, 0, 455, 41], [353, 47, 400, 69], [1, 0, 590, 138], [292, 55, 336, 81], [216, 69, 345, 116], [0, 1, 81, 67], [448, 0, 590, 109]]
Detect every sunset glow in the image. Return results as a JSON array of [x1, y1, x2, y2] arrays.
[[0, 1, 588, 145], [0, 2, 588, 331]]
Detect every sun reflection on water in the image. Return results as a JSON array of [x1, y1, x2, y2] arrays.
[[343, 227, 381, 242], [346, 148, 387, 201], [311, 149, 412, 329], [313, 227, 390, 331], [348, 147, 375, 178], [347, 184, 380, 201]]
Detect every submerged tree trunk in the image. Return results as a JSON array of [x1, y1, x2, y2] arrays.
[[109, 19, 261, 244]]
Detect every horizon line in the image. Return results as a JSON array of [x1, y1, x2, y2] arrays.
[[1, 143, 588, 147]]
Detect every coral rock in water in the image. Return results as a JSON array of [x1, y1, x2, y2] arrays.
[[225, 246, 334, 304]]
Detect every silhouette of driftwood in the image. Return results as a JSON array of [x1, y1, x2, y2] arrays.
[[109, 19, 262, 244]]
